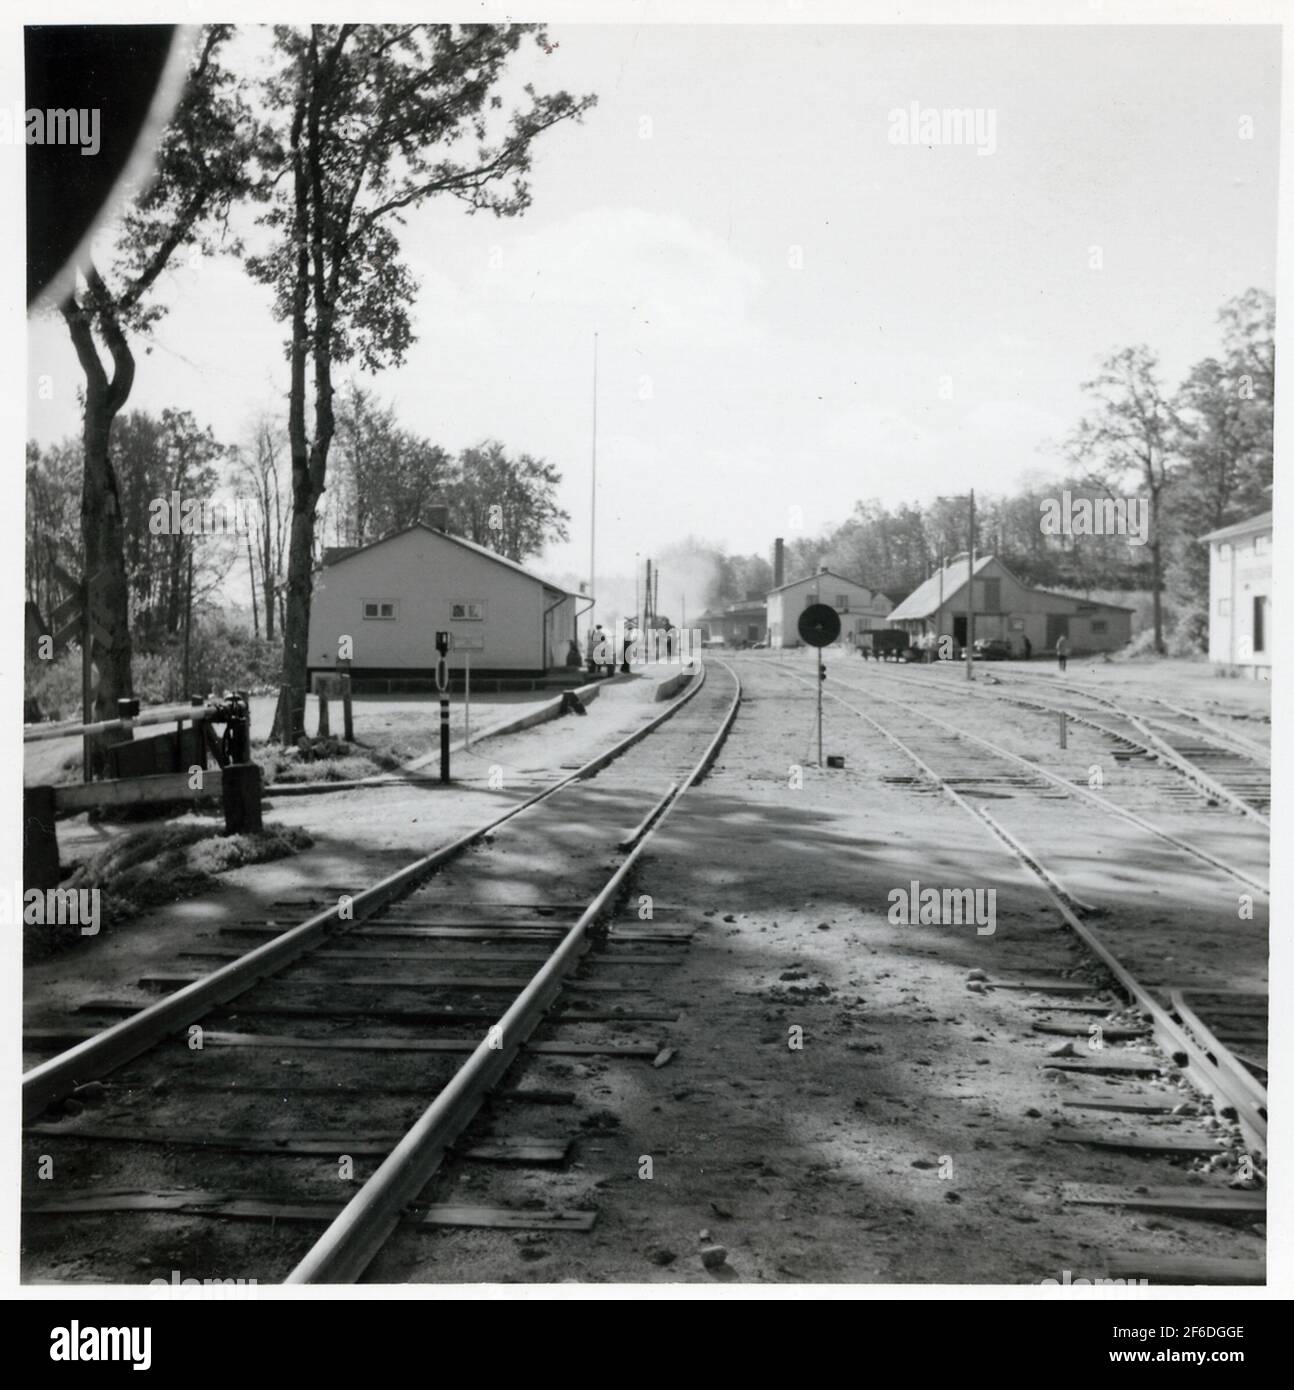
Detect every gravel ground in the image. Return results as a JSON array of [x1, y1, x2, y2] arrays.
[[22, 655, 1267, 1285]]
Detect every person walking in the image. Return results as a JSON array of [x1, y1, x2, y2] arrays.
[[586, 623, 606, 674], [1055, 633, 1068, 672]]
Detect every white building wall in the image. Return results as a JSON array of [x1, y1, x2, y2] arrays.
[[769, 574, 892, 648], [1209, 528, 1272, 670], [308, 527, 548, 672]]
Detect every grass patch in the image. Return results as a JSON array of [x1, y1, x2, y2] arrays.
[[255, 734, 417, 784], [27, 820, 312, 961]]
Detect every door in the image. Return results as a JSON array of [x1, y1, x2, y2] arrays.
[[953, 615, 967, 647], [1046, 614, 1070, 648], [1253, 596, 1268, 655]]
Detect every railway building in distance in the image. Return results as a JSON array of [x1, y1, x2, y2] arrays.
[[306, 513, 581, 688], [1201, 510, 1272, 678], [696, 593, 769, 647], [766, 568, 895, 648], [885, 553, 1133, 656]]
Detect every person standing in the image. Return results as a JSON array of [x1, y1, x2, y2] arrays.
[[1055, 633, 1068, 672], [1022, 634, 1032, 661]]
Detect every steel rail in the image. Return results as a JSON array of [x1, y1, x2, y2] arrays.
[[769, 662, 1267, 1159], [984, 672, 1270, 825], [285, 658, 742, 1283], [1169, 990, 1268, 1149], [815, 667, 1269, 896], [861, 662, 1271, 827], [22, 663, 710, 1122], [1145, 698, 1270, 766]]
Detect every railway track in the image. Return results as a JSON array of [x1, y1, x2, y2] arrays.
[[952, 667, 1270, 823], [23, 659, 742, 1284], [765, 658, 1265, 1283], [825, 662, 1268, 896]]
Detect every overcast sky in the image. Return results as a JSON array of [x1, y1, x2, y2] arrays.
[[27, 23, 1280, 598]]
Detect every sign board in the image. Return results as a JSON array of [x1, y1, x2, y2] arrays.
[[798, 603, 842, 648], [453, 634, 485, 652]]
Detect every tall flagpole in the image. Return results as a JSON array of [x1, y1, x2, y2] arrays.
[[589, 332, 598, 638]]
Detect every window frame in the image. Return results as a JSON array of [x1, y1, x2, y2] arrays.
[[451, 601, 485, 622], [362, 599, 398, 621]]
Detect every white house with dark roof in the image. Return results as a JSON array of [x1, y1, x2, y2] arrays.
[[886, 554, 1133, 655], [766, 568, 893, 648], [1201, 510, 1272, 676], [307, 519, 580, 681]]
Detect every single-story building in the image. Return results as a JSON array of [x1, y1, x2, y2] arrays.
[[696, 594, 768, 647], [767, 568, 894, 648], [1201, 510, 1271, 677], [307, 519, 580, 681], [886, 554, 1133, 655]]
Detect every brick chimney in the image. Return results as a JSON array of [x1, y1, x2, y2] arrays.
[[773, 537, 784, 588]]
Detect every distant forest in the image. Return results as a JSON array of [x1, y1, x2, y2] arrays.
[[673, 288, 1273, 656]]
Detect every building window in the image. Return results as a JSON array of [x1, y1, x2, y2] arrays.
[[363, 600, 397, 620], [836, 594, 849, 612], [1217, 597, 1231, 617], [1090, 620, 1108, 634], [451, 601, 484, 621], [804, 593, 816, 608], [980, 578, 1001, 612]]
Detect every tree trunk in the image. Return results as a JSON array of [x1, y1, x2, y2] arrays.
[[274, 502, 318, 743], [62, 282, 135, 775], [262, 513, 276, 642], [81, 401, 136, 760], [247, 530, 260, 638]]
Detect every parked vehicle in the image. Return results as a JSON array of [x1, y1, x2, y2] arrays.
[[870, 629, 918, 661], [973, 637, 1012, 661]]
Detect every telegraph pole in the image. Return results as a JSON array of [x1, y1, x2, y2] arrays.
[[588, 332, 598, 640], [966, 487, 976, 682]]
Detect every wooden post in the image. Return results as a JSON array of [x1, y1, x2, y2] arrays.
[[1059, 711, 1068, 749], [464, 650, 471, 748], [80, 585, 92, 782], [191, 696, 208, 771], [317, 688, 330, 738], [24, 786, 60, 891], [222, 763, 262, 834], [339, 656, 354, 742]]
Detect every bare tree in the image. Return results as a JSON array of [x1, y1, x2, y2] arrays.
[[1066, 346, 1179, 653]]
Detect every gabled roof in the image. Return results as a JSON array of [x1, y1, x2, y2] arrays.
[[768, 568, 880, 597], [1200, 510, 1272, 544], [888, 554, 997, 620], [318, 521, 577, 595], [889, 553, 1135, 618]]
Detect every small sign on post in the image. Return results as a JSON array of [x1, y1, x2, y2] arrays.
[[435, 631, 451, 783]]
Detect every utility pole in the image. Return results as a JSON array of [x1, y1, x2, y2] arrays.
[[588, 331, 598, 643], [965, 488, 976, 682], [183, 548, 194, 696]]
